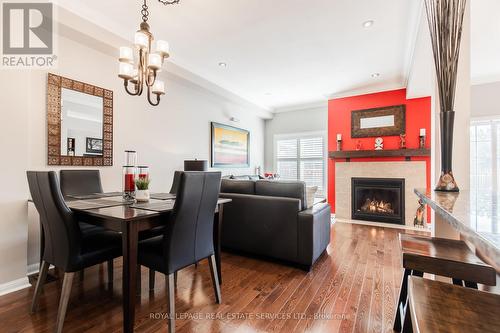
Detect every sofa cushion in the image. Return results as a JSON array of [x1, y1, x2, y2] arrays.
[[220, 179, 255, 194], [255, 180, 307, 210]]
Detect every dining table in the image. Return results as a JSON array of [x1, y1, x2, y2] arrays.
[[62, 192, 232, 333]]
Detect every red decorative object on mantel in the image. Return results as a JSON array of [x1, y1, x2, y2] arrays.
[[400, 134, 407, 149]]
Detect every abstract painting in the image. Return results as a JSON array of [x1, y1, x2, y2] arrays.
[[211, 122, 250, 167]]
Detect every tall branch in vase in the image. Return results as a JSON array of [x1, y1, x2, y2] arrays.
[[424, 0, 467, 192]]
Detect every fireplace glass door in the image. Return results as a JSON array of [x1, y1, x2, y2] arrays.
[[351, 178, 405, 224]]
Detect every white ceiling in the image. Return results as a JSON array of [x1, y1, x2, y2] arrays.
[[471, 0, 500, 85], [56, 0, 421, 111]]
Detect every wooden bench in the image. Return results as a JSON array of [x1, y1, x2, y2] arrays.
[[394, 234, 497, 331], [408, 276, 500, 333]]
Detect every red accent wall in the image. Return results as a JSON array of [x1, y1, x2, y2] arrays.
[[328, 88, 431, 213]]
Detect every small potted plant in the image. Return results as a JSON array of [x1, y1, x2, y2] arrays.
[[135, 177, 151, 202]]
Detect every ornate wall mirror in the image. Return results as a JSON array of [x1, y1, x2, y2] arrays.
[[351, 105, 406, 138], [47, 73, 113, 166]]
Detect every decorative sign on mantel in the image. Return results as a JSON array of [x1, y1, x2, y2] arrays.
[[351, 104, 406, 138]]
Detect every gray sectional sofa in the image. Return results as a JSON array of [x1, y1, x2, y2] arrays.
[[219, 179, 331, 270]]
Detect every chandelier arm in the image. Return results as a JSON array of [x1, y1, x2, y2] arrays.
[[146, 86, 161, 106], [145, 69, 157, 87], [124, 80, 140, 96]]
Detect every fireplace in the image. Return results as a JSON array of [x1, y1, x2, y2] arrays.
[[351, 178, 405, 224]]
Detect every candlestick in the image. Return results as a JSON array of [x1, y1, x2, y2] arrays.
[[419, 135, 426, 149]]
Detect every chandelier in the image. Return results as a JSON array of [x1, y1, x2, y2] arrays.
[[118, 0, 180, 106]]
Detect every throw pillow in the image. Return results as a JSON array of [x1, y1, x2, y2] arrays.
[[306, 186, 318, 208]]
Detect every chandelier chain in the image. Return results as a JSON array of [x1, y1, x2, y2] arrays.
[[141, 0, 149, 22]]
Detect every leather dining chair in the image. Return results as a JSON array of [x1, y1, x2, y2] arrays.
[[169, 170, 182, 194], [59, 170, 110, 280], [138, 171, 222, 333], [27, 171, 122, 333], [59, 169, 103, 198]]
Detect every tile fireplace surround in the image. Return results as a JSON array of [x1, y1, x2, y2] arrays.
[[335, 161, 426, 226]]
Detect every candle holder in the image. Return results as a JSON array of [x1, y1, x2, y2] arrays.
[[419, 135, 426, 149], [336, 139, 342, 151], [137, 166, 149, 180], [123, 166, 137, 200]]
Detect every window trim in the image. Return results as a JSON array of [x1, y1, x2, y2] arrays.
[[273, 131, 327, 196]]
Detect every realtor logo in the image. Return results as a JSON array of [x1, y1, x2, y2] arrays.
[[2, 2, 56, 68]]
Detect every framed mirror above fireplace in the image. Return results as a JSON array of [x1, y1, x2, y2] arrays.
[[351, 177, 405, 225], [47, 73, 113, 166]]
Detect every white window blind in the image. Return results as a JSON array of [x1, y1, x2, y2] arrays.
[[470, 120, 495, 191], [275, 134, 326, 197], [470, 119, 499, 235]]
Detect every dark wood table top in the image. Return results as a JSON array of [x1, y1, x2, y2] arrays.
[[66, 194, 232, 222], [408, 276, 500, 333]]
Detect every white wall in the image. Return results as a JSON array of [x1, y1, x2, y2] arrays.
[[0, 13, 266, 291], [264, 106, 327, 171], [471, 82, 500, 118]]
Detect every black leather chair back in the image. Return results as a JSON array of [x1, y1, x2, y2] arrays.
[[27, 171, 82, 271], [60, 170, 103, 197], [169, 171, 182, 194], [164, 171, 221, 273]]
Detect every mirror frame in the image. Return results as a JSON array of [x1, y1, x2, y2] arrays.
[[351, 104, 406, 138], [47, 73, 113, 166]]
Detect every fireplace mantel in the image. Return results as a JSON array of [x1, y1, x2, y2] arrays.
[[329, 148, 430, 160]]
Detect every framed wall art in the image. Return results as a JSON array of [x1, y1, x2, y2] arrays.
[[211, 122, 250, 168]]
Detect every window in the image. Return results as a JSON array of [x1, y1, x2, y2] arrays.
[[470, 119, 499, 234], [470, 120, 496, 191], [274, 133, 326, 197]]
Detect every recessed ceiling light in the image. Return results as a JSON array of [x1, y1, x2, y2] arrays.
[[264, 92, 272, 96], [363, 20, 374, 28], [218, 62, 227, 68], [371, 73, 380, 78]]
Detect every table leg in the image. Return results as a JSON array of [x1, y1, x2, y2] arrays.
[[122, 222, 138, 333], [213, 204, 223, 285]]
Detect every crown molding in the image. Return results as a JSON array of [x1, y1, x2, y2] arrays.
[[272, 100, 327, 114], [326, 84, 407, 100], [471, 74, 500, 86], [403, 2, 424, 89]]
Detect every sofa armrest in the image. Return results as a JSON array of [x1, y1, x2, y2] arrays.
[[219, 193, 301, 261], [297, 202, 331, 267]]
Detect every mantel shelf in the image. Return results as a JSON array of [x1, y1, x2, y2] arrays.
[[329, 148, 431, 160]]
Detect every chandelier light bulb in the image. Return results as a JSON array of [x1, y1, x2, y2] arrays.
[[152, 80, 165, 95], [134, 31, 149, 49], [155, 40, 170, 56], [119, 46, 133, 63], [118, 62, 134, 80], [148, 53, 162, 70]]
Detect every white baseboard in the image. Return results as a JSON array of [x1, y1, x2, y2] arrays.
[[0, 277, 31, 296]]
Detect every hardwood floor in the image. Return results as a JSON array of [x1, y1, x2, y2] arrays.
[[0, 222, 419, 333]]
